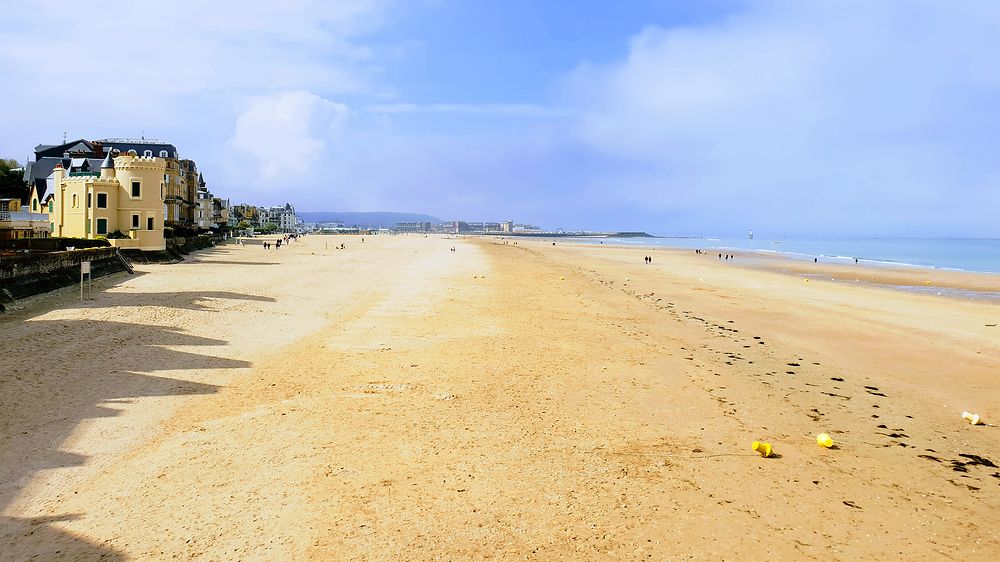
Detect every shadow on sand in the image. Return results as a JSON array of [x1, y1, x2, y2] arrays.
[[0, 314, 251, 559], [66, 290, 276, 312]]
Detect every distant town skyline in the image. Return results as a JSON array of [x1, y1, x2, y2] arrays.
[[2, 1, 999, 237]]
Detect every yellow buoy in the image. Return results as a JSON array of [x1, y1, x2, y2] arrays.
[[816, 433, 834, 448], [752, 441, 774, 458], [962, 411, 982, 425]]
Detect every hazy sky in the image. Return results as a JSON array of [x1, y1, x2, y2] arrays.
[[2, 0, 998, 236]]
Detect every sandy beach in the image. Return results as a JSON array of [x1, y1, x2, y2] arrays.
[[1, 235, 997, 560]]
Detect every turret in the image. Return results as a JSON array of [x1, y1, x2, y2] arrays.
[[100, 152, 116, 179]]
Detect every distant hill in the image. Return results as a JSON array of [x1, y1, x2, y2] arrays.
[[298, 211, 442, 228]]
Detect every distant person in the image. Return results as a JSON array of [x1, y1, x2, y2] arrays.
[[855, 258, 859, 264], [718, 253, 722, 259], [814, 257, 818, 263]]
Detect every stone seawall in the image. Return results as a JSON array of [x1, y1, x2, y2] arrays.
[[0, 247, 127, 303]]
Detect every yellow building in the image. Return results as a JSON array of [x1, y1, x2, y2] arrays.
[[163, 157, 184, 223], [45, 153, 167, 250], [0, 198, 50, 240]]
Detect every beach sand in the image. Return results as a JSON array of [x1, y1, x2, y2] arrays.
[[1, 235, 997, 560]]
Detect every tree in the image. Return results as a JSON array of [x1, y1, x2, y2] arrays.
[[0, 157, 27, 198]]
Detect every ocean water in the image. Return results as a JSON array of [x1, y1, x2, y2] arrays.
[[574, 236, 1000, 274]]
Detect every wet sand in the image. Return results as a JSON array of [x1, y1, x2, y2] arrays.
[[1, 234, 997, 560]]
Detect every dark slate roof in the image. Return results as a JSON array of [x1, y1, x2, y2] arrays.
[[22, 157, 103, 202], [34, 139, 96, 159], [198, 172, 205, 187], [98, 139, 177, 159], [25, 158, 60, 184]]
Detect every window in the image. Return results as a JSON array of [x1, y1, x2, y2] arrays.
[[72, 193, 78, 208], [147, 216, 154, 230], [159, 150, 168, 157], [128, 149, 137, 156], [96, 218, 107, 235], [131, 180, 140, 198], [32, 199, 38, 211], [50, 222, 54, 232], [144, 150, 152, 157], [87, 193, 92, 208], [97, 193, 108, 208], [86, 221, 90, 234], [48, 201, 53, 213], [132, 214, 140, 229]]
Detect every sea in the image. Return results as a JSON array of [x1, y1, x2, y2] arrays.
[[571, 236, 1000, 274]]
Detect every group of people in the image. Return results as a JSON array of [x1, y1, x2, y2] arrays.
[[693, 249, 734, 260], [643, 255, 653, 264]]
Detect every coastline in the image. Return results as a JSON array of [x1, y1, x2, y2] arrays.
[[1, 235, 997, 559], [554, 235, 1000, 275], [544, 237, 1000, 301]]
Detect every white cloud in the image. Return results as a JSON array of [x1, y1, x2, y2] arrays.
[[0, 0, 391, 163], [228, 91, 350, 183], [365, 103, 570, 117], [565, 1, 1000, 234]]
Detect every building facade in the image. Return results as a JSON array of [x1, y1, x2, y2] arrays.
[[46, 154, 167, 250], [0, 198, 50, 239]]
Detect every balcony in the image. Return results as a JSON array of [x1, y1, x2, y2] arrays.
[[1, 210, 49, 223]]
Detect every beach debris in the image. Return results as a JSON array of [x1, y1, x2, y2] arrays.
[[816, 433, 834, 448], [625, 277, 630, 282], [751, 441, 774, 458], [962, 411, 983, 425]]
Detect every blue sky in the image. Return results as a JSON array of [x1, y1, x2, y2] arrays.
[[2, 1, 999, 236]]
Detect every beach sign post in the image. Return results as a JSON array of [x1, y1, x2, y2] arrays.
[[80, 261, 92, 301]]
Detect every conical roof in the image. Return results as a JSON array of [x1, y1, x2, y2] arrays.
[[101, 152, 115, 169]]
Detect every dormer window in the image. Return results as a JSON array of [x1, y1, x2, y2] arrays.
[[144, 150, 153, 157], [128, 149, 137, 156], [159, 150, 168, 157]]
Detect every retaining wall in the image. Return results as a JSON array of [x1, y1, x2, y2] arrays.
[[0, 247, 127, 302]]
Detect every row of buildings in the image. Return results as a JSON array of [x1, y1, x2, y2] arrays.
[[0, 138, 302, 250], [393, 221, 541, 234]]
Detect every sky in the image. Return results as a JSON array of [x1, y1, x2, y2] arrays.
[[1, 0, 999, 236]]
